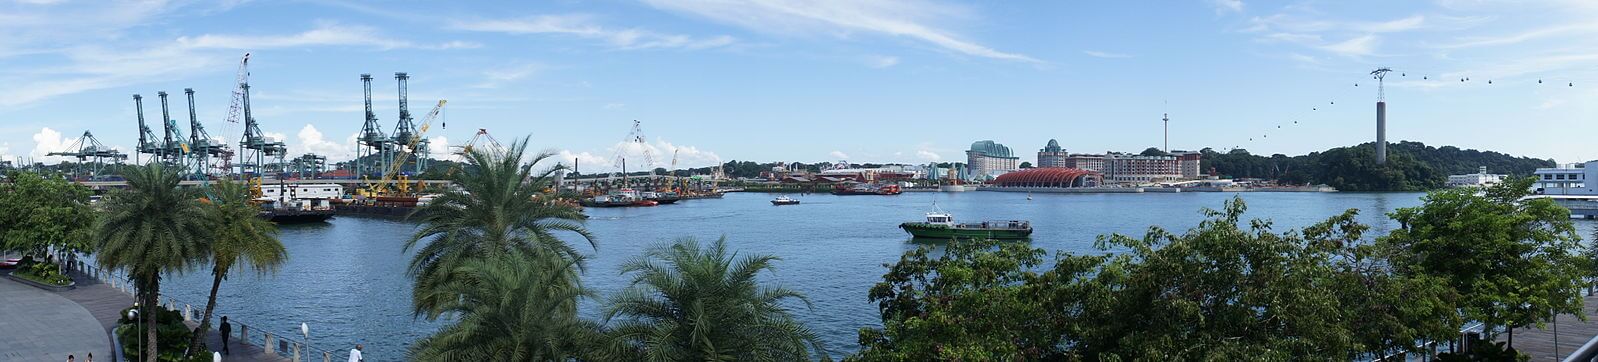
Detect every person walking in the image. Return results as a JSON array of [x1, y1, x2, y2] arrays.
[[218, 316, 232, 355], [347, 344, 363, 362]]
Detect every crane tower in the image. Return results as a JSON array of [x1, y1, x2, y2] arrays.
[[357, 74, 392, 178]]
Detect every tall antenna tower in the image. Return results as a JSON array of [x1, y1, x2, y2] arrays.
[[1371, 67, 1392, 165], [1162, 112, 1170, 154]]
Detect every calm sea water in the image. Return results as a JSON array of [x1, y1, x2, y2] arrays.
[[158, 190, 1592, 359]]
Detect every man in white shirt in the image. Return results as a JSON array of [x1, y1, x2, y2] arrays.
[[347, 344, 363, 362]]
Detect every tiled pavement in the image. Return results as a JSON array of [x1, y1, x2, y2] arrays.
[[0, 274, 110, 361]]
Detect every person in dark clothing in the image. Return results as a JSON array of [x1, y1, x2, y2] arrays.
[[218, 316, 232, 355]]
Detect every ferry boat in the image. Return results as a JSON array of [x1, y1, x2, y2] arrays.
[[899, 210, 1032, 240], [833, 183, 902, 195], [771, 196, 800, 205]]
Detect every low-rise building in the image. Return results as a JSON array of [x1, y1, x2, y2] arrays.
[[1534, 162, 1593, 195], [1447, 166, 1507, 188]]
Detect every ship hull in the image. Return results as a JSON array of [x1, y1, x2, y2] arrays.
[[899, 222, 1031, 240]]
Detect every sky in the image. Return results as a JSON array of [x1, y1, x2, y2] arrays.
[[2, 0, 1596, 173]]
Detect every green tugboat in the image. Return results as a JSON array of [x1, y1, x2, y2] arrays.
[[899, 208, 1032, 240]]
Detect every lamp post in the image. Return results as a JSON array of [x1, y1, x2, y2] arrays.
[[128, 305, 141, 360], [301, 322, 310, 360]]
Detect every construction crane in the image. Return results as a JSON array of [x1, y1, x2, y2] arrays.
[[238, 71, 287, 177], [438, 128, 502, 181], [364, 99, 445, 198], [608, 120, 653, 191], [391, 72, 429, 175], [47, 131, 127, 180], [357, 74, 392, 179]]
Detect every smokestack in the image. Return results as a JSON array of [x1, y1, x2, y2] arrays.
[[1376, 101, 1387, 165]]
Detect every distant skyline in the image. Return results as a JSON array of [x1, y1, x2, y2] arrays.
[[1, 0, 1595, 172]]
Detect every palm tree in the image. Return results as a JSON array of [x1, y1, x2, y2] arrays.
[[408, 249, 604, 361], [605, 237, 828, 361], [94, 164, 210, 362], [186, 178, 286, 356], [404, 138, 594, 318]]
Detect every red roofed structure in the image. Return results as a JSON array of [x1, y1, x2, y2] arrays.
[[991, 167, 1101, 188]]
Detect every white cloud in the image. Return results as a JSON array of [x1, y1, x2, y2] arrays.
[[29, 127, 71, 162], [865, 55, 900, 68], [603, 102, 627, 110], [1083, 50, 1131, 58], [473, 63, 542, 88], [428, 136, 452, 161], [916, 149, 941, 161], [828, 150, 850, 160], [1319, 34, 1379, 57], [452, 14, 737, 50], [643, 0, 1037, 62], [1211, 0, 1243, 14], [263, 131, 287, 144], [295, 124, 353, 161], [556, 138, 722, 172], [1538, 99, 1566, 110], [1441, 23, 1598, 49], [176, 22, 444, 50]]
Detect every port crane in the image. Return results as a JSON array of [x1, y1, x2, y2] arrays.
[[46, 131, 127, 180], [363, 99, 445, 198], [357, 74, 392, 178], [185, 88, 232, 179], [156, 91, 191, 172], [608, 120, 653, 192], [234, 53, 287, 177], [391, 72, 429, 175], [132, 94, 162, 164]]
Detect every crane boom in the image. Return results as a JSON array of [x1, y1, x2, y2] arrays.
[[368, 100, 445, 197]]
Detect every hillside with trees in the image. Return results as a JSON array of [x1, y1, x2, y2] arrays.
[[1201, 141, 1555, 191]]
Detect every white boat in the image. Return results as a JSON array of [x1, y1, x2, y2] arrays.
[[771, 196, 800, 205]]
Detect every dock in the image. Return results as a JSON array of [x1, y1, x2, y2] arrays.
[[1496, 293, 1598, 360]]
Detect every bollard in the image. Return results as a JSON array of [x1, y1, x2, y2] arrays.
[[240, 325, 250, 345], [183, 304, 192, 322], [325, 351, 332, 362], [264, 332, 276, 357], [292, 343, 302, 362]]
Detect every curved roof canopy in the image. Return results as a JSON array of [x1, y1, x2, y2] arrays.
[[992, 167, 1099, 187], [968, 140, 1014, 158]]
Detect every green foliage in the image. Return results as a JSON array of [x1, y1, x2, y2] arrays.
[[851, 240, 1080, 361], [606, 237, 827, 361], [1018, 161, 1033, 169], [409, 249, 603, 361], [94, 163, 212, 361], [1199, 141, 1553, 191], [0, 171, 96, 255], [116, 306, 212, 362], [1435, 336, 1528, 362], [14, 261, 72, 286], [405, 138, 595, 319], [189, 178, 286, 355], [1383, 177, 1585, 338], [1139, 147, 1168, 156]]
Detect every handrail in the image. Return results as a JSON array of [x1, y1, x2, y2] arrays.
[[1566, 333, 1598, 362], [74, 259, 343, 361]]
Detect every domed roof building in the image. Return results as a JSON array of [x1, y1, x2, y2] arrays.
[[1038, 139, 1068, 168], [965, 140, 1019, 180], [992, 167, 1101, 188]]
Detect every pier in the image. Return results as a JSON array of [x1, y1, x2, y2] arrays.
[[1498, 293, 1598, 360]]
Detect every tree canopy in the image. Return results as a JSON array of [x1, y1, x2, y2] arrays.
[[0, 171, 96, 255], [1199, 141, 1552, 191]]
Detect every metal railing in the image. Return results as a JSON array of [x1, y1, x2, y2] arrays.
[[73, 261, 344, 362]]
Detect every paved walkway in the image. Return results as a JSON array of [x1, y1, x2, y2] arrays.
[[60, 269, 289, 362], [1497, 293, 1598, 361], [0, 274, 110, 361]]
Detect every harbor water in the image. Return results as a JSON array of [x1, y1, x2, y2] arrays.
[[160, 190, 1555, 359]]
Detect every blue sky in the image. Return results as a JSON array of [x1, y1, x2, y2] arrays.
[[2, 0, 1595, 172]]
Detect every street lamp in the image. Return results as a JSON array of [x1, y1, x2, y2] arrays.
[[127, 305, 141, 360], [301, 322, 310, 360]]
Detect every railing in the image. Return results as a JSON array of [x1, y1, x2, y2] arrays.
[[73, 261, 344, 362]]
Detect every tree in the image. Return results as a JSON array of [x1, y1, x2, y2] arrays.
[[409, 249, 603, 361], [606, 237, 827, 361], [404, 138, 595, 318], [1018, 162, 1033, 169], [1383, 177, 1585, 347], [187, 179, 286, 356], [94, 164, 210, 362], [852, 240, 1089, 360], [0, 171, 96, 257], [1139, 147, 1168, 156]]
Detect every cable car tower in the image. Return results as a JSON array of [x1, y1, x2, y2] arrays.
[[1371, 67, 1392, 165], [357, 74, 392, 178]]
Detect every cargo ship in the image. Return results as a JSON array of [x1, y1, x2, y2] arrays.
[[832, 183, 902, 195]]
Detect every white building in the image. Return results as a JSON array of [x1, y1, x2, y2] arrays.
[[1447, 166, 1506, 188], [1534, 162, 1593, 195]]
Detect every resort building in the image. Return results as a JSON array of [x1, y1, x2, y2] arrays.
[[1053, 151, 1202, 184], [966, 140, 1020, 180], [991, 167, 1102, 188], [1447, 166, 1507, 188], [1037, 139, 1069, 168]]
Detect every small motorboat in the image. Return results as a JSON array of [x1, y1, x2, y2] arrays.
[[771, 196, 800, 205]]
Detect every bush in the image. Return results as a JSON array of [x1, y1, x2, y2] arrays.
[[116, 305, 211, 362], [13, 261, 71, 286]]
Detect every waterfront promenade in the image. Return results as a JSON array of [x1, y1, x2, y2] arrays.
[[4, 266, 294, 361], [1498, 293, 1598, 360]]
